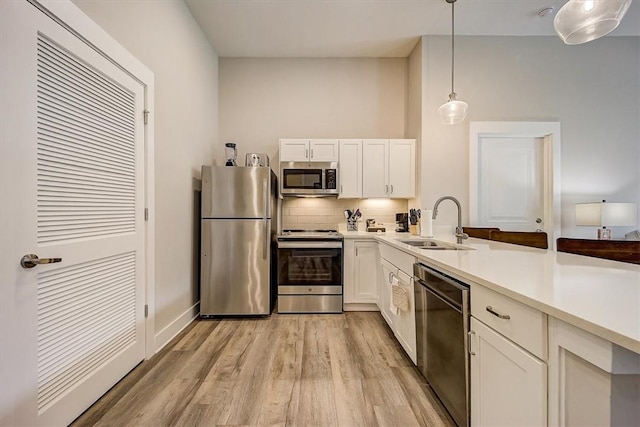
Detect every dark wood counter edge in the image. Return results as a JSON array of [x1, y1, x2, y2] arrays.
[[557, 238, 640, 265]]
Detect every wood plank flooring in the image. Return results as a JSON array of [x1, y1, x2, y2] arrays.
[[72, 312, 454, 427]]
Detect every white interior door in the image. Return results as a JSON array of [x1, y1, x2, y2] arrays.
[[477, 136, 544, 231], [1, 2, 146, 425], [469, 121, 562, 247]]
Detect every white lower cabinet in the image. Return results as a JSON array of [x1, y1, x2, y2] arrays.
[[470, 285, 547, 426], [548, 318, 640, 427], [379, 258, 397, 328], [470, 317, 547, 427], [343, 240, 378, 309], [393, 269, 416, 364], [378, 243, 416, 364]]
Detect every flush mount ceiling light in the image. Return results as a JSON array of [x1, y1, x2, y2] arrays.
[[554, 0, 633, 45], [438, 0, 469, 125]]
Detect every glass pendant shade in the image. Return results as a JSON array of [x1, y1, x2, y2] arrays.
[[554, 0, 632, 45], [438, 93, 469, 125]]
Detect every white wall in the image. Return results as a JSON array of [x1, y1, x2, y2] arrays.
[[220, 58, 410, 231], [73, 0, 219, 350], [219, 58, 407, 169], [421, 36, 640, 239], [406, 37, 425, 212]]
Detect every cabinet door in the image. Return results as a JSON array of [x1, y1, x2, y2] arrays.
[[309, 139, 338, 161], [280, 139, 309, 161], [548, 318, 640, 427], [393, 270, 417, 364], [353, 241, 377, 303], [342, 240, 356, 304], [388, 139, 415, 198], [379, 258, 397, 329], [362, 139, 388, 198], [338, 139, 362, 198], [470, 318, 547, 427]]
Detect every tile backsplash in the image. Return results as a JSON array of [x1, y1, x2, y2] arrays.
[[282, 198, 409, 231]]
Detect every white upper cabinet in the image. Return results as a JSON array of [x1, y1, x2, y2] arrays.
[[362, 139, 388, 198], [388, 139, 416, 198], [338, 139, 362, 198], [279, 139, 309, 161], [280, 139, 338, 162], [362, 139, 415, 198], [310, 139, 339, 161]]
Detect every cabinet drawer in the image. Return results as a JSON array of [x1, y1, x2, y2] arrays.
[[379, 243, 415, 274], [278, 285, 342, 295], [278, 295, 343, 313], [472, 285, 547, 360]]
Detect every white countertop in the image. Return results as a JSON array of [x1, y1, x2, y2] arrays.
[[341, 230, 407, 239], [374, 234, 640, 354]]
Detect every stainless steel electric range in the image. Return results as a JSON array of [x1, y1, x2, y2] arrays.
[[275, 229, 343, 314]]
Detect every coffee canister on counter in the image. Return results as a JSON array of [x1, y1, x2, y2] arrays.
[[245, 153, 269, 167]]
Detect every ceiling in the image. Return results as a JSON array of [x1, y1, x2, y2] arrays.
[[184, 0, 640, 57]]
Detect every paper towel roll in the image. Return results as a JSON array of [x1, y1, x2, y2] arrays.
[[421, 209, 434, 237]]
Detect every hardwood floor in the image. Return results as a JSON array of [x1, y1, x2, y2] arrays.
[[72, 312, 455, 427]]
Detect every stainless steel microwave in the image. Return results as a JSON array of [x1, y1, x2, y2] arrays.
[[280, 161, 339, 196]]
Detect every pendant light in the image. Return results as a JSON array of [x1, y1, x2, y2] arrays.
[[554, 0, 633, 45], [438, 0, 469, 125]]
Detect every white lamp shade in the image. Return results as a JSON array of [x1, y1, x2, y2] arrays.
[[554, 0, 633, 45], [438, 98, 469, 125], [576, 202, 637, 226]]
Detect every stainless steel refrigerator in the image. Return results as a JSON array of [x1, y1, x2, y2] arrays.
[[200, 165, 277, 316]]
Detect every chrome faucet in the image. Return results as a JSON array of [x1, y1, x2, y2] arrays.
[[432, 196, 469, 244]]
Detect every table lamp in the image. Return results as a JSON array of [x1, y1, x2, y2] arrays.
[[575, 200, 637, 240]]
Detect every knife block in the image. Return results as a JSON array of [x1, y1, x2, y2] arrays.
[[409, 221, 420, 235]]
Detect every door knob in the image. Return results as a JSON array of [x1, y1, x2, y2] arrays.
[[20, 254, 62, 269], [536, 218, 543, 224]]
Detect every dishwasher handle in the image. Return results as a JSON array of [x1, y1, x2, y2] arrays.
[[415, 277, 463, 313], [413, 263, 469, 311]]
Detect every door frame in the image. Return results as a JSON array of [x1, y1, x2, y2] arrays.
[[469, 121, 561, 250], [31, 0, 156, 358]]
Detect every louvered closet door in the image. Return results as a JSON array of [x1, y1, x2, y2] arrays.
[[0, 2, 146, 426]]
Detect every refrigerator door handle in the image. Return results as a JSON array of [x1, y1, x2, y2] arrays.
[[263, 178, 269, 260]]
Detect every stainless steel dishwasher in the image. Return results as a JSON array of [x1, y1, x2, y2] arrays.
[[414, 262, 470, 427]]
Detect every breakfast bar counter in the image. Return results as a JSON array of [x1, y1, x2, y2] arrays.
[[374, 234, 640, 354]]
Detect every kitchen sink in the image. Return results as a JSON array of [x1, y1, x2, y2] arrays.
[[396, 239, 472, 251]]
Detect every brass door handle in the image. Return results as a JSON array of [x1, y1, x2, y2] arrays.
[[20, 254, 62, 269]]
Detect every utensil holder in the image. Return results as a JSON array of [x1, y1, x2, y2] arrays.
[[409, 220, 420, 235], [347, 219, 358, 232]]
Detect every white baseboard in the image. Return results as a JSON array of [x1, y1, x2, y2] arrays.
[[343, 303, 379, 312], [153, 301, 200, 354]]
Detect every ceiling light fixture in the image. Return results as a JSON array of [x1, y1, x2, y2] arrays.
[[438, 0, 468, 125], [554, 0, 633, 45]]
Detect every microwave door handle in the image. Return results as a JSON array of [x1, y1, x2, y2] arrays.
[[263, 178, 268, 260]]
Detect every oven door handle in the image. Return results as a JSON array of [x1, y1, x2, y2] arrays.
[[277, 241, 343, 249]]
